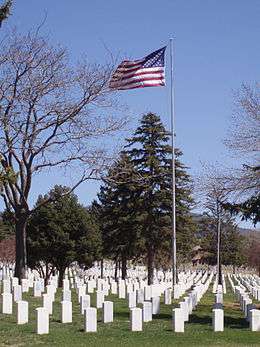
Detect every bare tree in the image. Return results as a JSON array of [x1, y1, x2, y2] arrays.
[[197, 166, 232, 285], [221, 83, 260, 222], [0, 29, 126, 281], [225, 82, 260, 159], [222, 83, 260, 196]]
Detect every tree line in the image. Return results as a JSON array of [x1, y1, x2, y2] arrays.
[[0, 112, 252, 286]]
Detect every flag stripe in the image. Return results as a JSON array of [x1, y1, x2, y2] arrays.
[[117, 81, 165, 90], [109, 46, 166, 90], [119, 59, 145, 68], [115, 64, 144, 74], [111, 74, 164, 85], [110, 77, 165, 89], [112, 67, 164, 80]]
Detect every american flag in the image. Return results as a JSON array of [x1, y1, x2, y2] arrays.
[[109, 46, 166, 90]]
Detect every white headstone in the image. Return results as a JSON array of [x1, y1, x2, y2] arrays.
[[34, 281, 42, 297], [87, 281, 95, 293], [62, 289, 71, 302], [152, 296, 160, 315], [179, 301, 189, 322], [250, 309, 260, 332], [12, 277, 19, 288], [78, 285, 86, 303], [43, 294, 53, 315], [3, 279, 11, 293], [173, 284, 181, 299], [13, 285, 22, 302], [17, 300, 28, 324], [142, 301, 152, 322], [84, 307, 97, 332], [118, 283, 126, 299], [80, 294, 91, 314], [128, 291, 136, 308], [164, 288, 172, 305], [21, 279, 29, 293], [96, 291, 104, 309], [103, 301, 113, 323], [215, 293, 223, 304], [2, 293, 12, 314], [111, 281, 117, 294], [46, 284, 55, 302], [61, 301, 72, 323], [130, 307, 142, 331], [36, 307, 49, 334], [213, 308, 224, 332], [144, 286, 151, 301], [137, 289, 144, 304], [63, 279, 70, 291], [172, 308, 184, 332]]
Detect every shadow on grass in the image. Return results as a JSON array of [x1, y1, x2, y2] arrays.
[[189, 314, 211, 325], [190, 313, 248, 330], [224, 315, 248, 329], [115, 311, 130, 319], [154, 313, 172, 320]]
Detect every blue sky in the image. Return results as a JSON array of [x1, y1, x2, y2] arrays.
[[2, 0, 260, 226]]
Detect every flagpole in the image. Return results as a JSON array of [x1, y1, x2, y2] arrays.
[[169, 38, 177, 287]]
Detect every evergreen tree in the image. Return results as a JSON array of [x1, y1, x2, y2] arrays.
[[27, 185, 101, 286], [125, 112, 195, 284], [196, 213, 245, 269], [223, 193, 260, 226], [0, 218, 11, 241], [96, 153, 143, 279], [0, 0, 12, 27]]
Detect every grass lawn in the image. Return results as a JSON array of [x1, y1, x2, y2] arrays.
[[0, 282, 260, 347]]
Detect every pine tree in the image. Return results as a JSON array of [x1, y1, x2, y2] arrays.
[[96, 153, 143, 279], [196, 213, 245, 269], [0, 0, 12, 27], [125, 112, 195, 284]]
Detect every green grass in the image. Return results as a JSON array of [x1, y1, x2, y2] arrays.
[[0, 282, 260, 347]]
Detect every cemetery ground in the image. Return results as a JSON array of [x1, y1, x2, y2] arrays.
[[0, 282, 260, 347]]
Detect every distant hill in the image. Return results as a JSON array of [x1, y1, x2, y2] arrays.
[[191, 212, 259, 235], [238, 227, 259, 235]]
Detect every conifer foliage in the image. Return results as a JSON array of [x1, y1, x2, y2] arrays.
[[97, 112, 195, 284], [125, 113, 195, 284], [96, 153, 143, 279], [0, 0, 12, 27]]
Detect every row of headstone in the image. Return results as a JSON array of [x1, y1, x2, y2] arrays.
[[212, 283, 225, 332], [235, 274, 260, 301], [172, 272, 214, 332], [234, 282, 260, 332], [2, 264, 259, 336], [212, 275, 226, 294]]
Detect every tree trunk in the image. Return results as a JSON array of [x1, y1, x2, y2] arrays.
[[121, 256, 127, 280], [118, 260, 121, 275], [147, 245, 154, 285], [44, 264, 49, 286], [58, 267, 66, 287], [14, 213, 28, 282], [114, 259, 118, 281], [100, 259, 104, 278]]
